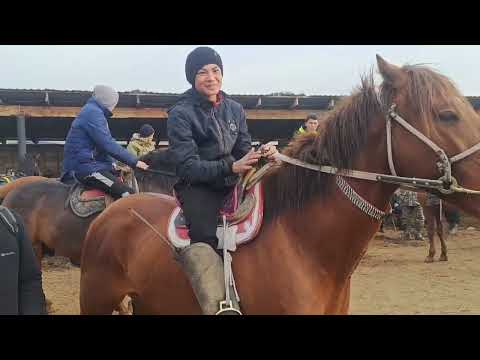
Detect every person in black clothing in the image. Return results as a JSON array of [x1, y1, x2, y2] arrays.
[[0, 206, 47, 315], [167, 47, 277, 315]]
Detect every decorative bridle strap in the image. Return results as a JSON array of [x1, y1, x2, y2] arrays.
[[335, 176, 387, 220]]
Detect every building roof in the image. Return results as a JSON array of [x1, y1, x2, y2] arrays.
[[0, 88, 342, 110]]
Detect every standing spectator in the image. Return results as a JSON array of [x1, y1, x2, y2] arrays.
[[397, 189, 425, 240]]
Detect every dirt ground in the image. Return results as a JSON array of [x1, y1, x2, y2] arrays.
[[42, 220, 480, 315]]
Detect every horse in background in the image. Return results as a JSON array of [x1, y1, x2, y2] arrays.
[[135, 149, 177, 194], [79, 56, 480, 314], [1, 149, 176, 267]]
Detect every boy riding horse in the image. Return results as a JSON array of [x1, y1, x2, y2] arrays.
[[62, 85, 149, 199], [168, 47, 277, 315]]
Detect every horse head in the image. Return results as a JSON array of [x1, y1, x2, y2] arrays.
[[376, 55, 480, 216]]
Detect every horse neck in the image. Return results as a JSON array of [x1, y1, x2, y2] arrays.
[[137, 173, 176, 195], [265, 113, 396, 298]]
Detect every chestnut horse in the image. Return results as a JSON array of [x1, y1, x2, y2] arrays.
[[0, 150, 176, 267], [80, 56, 480, 314]]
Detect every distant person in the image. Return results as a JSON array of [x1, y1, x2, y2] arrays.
[[127, 124, 156, 157], [0, 206, 47, 315], [117, 124, 156, 189], [397, 189, 425, 240], [295, 113, 319, 136]]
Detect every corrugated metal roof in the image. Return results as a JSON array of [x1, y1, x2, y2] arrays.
[[0, 88, 340, 110], [1, 88, 480, 111]]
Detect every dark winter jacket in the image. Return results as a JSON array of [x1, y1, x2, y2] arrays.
[[62, 97, 137, 179], [0, 207, 47, 315], [167, 88, 252, 190]]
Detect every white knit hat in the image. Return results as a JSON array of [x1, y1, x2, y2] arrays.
[[93, 85, 119, 112]]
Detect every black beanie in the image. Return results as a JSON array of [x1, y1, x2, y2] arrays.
[[185, 47, 223, 85], [139, 124, 155, 138]]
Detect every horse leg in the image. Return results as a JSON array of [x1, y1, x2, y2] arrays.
[[438, 212, 448, 262], [80, 267, 133, 315], [32, 241, 54, 312], [424, 207, 436, 263]]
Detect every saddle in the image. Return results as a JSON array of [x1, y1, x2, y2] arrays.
[[65, 183, 108, 218], [167, 162, 276, 249]]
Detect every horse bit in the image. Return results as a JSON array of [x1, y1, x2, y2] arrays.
[[273, 104, 480, 221]]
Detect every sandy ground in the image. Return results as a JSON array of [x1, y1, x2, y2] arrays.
[[42, 223, 480, 315], [350, 227, 480, 314]]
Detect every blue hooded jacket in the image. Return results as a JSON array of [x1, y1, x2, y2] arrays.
[[62, 97, 137, 179]]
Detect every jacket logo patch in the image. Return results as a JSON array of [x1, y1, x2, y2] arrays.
[[229, 123, 237, 132]]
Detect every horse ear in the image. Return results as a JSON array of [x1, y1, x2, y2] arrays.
[[376, 55, 407, 88]]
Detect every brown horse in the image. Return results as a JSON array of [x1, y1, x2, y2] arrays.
[[79, 56, 480, 314], [0, 149, 176, 267]]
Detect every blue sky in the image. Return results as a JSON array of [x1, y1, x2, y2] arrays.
[[1, 45, 480, 95]]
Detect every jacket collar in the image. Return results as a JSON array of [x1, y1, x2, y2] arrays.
[[184, 88, 226, 108], [87, 97, 113, 118]]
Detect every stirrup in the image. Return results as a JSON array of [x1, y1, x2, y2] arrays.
[[216, 300, 242, 315]]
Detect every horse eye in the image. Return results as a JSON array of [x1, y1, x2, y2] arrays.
[[438, 111, 458, 123]]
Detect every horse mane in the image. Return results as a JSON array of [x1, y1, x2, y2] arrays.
[[263, 71, 383, 222], [380, 64, 473, 123]]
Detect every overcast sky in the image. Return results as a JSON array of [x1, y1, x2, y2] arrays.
[[1, 45, 480, 96]]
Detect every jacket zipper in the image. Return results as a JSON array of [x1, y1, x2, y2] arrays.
[[211, 107, 225, 154]]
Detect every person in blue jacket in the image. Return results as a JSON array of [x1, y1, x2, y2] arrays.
[[62, 85, 149, 199]]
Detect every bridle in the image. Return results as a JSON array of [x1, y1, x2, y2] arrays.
[[273, 103, 480, 220], [383, 104, 480, 195]]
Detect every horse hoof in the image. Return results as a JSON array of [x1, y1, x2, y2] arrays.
[[439, 255, 448, 262], [424, 257, 434, 263]]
